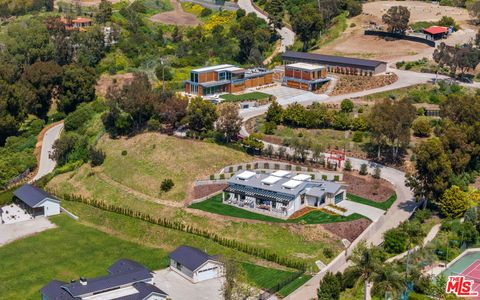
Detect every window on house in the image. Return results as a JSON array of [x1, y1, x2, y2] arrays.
[[219, 72, 226, 81]]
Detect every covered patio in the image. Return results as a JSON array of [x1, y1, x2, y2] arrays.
[[223, 185, 296, 218]]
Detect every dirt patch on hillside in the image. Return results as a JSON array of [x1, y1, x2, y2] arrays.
[[150, 0, 200, 26], [363, 1, 471, 24], [330, 73, 398, 95], [343, 171, 395, 202], [321, 218, 372, 242], [192, 184, 228, 200], [96, 73, 134, 98]]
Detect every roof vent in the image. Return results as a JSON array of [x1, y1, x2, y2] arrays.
[[80, 277, 87, 286]]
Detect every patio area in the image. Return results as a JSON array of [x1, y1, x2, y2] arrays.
[[1, 203, 34, 225], [223, 192, 291, 219]]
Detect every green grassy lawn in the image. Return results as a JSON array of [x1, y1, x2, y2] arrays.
[[0, 189, 13, 205], [277, 274, 313, 297], [54, 133, 251, 202], [347, 193, 397, 210], [241, 262, 299, 291], [0, 215, 169, 300], [220, 92, 271, 102], [189, 194, 366, 224]]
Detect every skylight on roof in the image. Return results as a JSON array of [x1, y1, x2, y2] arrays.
[[282, 180, 302, 189], [261, 176, 282, 185], [272, 170, 290, 177], [237, 171, 256, 180], [292, 174, 311, 181]]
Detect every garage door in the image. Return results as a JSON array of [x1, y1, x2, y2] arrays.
[[196, 267, 219, 282]]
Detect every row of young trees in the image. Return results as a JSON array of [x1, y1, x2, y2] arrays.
[[53, 190, 308, 270]]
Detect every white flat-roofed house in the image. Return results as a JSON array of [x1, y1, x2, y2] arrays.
[[223, 171, 346, 219]]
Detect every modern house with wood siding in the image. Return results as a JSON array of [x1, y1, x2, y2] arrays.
[[185, 64, 273, 96], [284, 63, 329, 91], [282, 51, 387, 75]]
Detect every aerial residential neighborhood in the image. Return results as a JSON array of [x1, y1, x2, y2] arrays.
[[1, 0, 480, 299]]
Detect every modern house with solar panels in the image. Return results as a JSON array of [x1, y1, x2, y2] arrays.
[[224, 170, 346, 218], [13, 184, 60, 217], [284, 63, 330, 91], [185, 64, 273, 96], [40, 259, 168, 300], [169, 245, 224, 283], [282, 51, 388, 75]]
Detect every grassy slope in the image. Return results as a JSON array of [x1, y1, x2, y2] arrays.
[[96, 133, 251, 201], [347, 193, 397, 210], [0, 215, 169, 300], [242, 262, 298, 290], [277, 274, 313, 297], [190, 194, 365, 224]]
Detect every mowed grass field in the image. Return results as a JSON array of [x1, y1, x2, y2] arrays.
[[97, 133, 251, 202], [0, 215, 169, 300], [47, 134, 345, 266], [0, 214, 305, 299]]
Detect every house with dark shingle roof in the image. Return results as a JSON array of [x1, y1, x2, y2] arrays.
[[13, 184, 60, 217], [40, 259, 168, 300], [169, 246, 224, 283]]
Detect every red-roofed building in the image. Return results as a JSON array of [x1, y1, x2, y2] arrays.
[[60, 16, 92, 31], [423, 26, 449, 40]]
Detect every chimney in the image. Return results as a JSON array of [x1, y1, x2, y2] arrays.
[[80, 277, 87, 286]]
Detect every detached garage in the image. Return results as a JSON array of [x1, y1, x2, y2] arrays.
[[13, 184, 60, 217], [169, 245, 224, 283]]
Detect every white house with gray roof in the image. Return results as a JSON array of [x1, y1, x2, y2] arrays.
[[169, 246, 224, 283], [223, 171, 346, 218]]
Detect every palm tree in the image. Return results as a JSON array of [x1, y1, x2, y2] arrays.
[[349, 241, 381, 300], [372, 265, 404, 299]]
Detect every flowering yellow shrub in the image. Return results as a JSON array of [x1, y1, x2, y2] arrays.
[[204, 12, 235, 31], [181, 3, 204, 16]]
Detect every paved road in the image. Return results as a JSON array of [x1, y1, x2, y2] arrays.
[[31, 122, 64, 182], [236, 0, 295, 52]]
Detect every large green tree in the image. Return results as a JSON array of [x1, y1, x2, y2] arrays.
[[318, 272, 342, 300], [216, 103, 242, 143], [185, 97, 218, 135], [438, 185, 471, 218], [265, 0, 284, 31], [58, 64, 96, 114], [97, 0, 113, 23], [291, 5, 324, 51], [382, 6, 410, 34], [408, 137, 453, 203], [350, 241, 381, 300]]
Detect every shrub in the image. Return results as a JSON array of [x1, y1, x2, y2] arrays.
[[160, 179, 174, 192], [340, 99, 354, 113], [396, 61, 405, 69], [200, 7, 213, 17], [219, 174, 225, 180], [383, 228, 408, 253], [372, 166, 381, 179], [264, 121, 277, 135], [121, 150, 127, 156], [90, 148, 106, 167], [295, 165, 301, 171], [322, 175, 328, 180], [352, 131, 363, 143], [274, 163, 280, 170], [333, 175, 340, 181], [344, 159, 352, 171], [147, 118, 162, 131], [412, 117, 431, 137], [323, 247, 334, 258], [64, 104, 94, 132], [359, 163, 368, 175], [210, 174, 214, 180], [246, 164, 251, 170], [438, 185, 470, 218], [228, 166, 233, 173]]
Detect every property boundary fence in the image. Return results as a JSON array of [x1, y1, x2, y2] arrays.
[[218, 160, 343, 181], [364, 30, 436, 47]]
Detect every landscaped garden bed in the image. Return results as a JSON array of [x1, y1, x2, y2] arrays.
[[343, 171, 395, 202]]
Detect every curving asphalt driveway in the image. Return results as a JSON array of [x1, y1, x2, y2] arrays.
[[236, 0, 295, 52], [31, 122, 64, 182]]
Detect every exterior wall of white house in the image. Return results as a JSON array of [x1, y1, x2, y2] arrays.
[[40, 199, 60, 217], [170, 259, 194, 281], [193, 261, 223, 282]]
